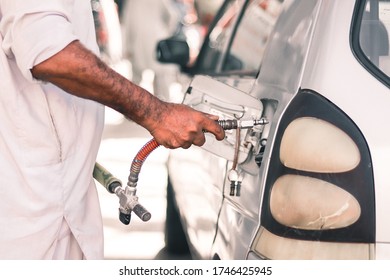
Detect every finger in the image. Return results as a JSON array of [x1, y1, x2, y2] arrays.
[[181, 142, 193, 149], [203, 113, 220, 121], [156, 137, 180, 150], [192, 132, 206, 147], [202, 118, 225, 141]]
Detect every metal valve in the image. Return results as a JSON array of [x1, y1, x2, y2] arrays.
[[217, 117, 268, 130], [221, 117, 268, 197], [115, 185, 152, 224], [93, 162, 151, 225]]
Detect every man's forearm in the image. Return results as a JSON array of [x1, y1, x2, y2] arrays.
[[31, 40, 164, 132], [31, 40, 225, 148]]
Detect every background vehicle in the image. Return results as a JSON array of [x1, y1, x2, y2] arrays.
[[92, 0, 131, 79], [157, 0, 390, 260], [121, 0, 223, 102]]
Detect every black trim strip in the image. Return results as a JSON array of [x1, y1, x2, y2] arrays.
[[350, 0, 390, 88]]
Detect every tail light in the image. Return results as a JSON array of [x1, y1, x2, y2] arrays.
[[252, 89, 375, 259]]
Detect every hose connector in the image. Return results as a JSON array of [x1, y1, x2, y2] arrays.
[[217, 117, 268, 130]]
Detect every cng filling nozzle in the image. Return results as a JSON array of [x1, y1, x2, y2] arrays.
[[93, 117, 267, 225], [217, 118, 268, 130]]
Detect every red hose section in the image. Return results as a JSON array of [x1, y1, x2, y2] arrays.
[[130, 138, 161, 177]]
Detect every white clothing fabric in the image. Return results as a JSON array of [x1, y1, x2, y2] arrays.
[[0, 0, 105, 259], [51, 218, 84, 260]]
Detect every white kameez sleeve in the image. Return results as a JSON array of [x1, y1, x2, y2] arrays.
[[0, 0, 79, 82]]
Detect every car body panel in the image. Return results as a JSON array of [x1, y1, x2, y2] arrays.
[[209, 0, 324, 260], [300, 1, 390, 243], [167, 145, 227, 259], [165, 0, 390, 260]]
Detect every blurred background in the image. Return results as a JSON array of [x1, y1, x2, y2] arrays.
[[92, 0, 223, 259]]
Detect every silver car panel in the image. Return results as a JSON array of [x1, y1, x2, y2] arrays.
[[168, 0, 390, 260]]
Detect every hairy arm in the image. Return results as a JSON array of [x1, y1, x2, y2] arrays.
[[31, 40, 224, 148]]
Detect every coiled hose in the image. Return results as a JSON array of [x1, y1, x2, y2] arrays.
[[127, 120, 237, 187], [127, 119, 242, 187], [127, 138, 161, 188]]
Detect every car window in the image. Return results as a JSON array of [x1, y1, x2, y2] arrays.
[[195, 0, 245, 72], [354, 0, 390, 86], [222, 0, 283, 75]]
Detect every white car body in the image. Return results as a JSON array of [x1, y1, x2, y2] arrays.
[[161, 0, 390, 260]]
